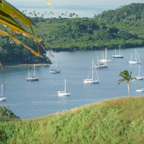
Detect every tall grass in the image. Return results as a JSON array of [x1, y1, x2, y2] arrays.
[[1, 97, 144, 144]]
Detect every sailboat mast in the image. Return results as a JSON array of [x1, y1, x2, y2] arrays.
[[119, 46, 121, 55], [34, 64, 35, 77], [136, 49, 141, 62], [135, 49, 138, 61], [1, 84, 3, 97], [139, 65, 140, 77], [28, 69, 30, 77], [65, 79, 66, 92], [56, 59, 57, 69], [92, 59, 94, 80], [105, 48, 107, 59], [102, 52, 104, 59]]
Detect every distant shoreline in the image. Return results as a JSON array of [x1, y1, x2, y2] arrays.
[[4, 63, 50, 68]]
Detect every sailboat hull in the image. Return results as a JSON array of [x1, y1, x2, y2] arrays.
[[0, 97, 6, 102], [128, 60, 140, 64], [136, 88, 144, 92], [99, 59, 111, 63], [136, 76, 144, 80], [112, 55, 123, 58], [26, 77, 39, 81], [57, 91, 70, 96], [94, 63, 107, 68], [50, 69, 61, 74], [83, 79, 99, 84]]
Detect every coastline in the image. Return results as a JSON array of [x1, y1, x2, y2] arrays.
[[4, 63, 50, 68]]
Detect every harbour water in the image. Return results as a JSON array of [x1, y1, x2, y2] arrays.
[[0, 47, 144, 119]]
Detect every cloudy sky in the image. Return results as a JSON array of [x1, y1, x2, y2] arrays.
[[7, 0, 144, 7]]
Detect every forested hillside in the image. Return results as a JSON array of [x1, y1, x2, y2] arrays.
[[0, 3, 144, 64], [94, 3, 144, 38], [0, 34, 51, 65], [31, 3, 144, 51], [1, 97, 144, 143], [94, 3, 144, 37]]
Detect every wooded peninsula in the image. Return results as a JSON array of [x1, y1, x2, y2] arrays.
[[0, 3, 144, 64]]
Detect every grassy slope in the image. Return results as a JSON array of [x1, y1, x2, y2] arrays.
[[1, 97, 144, 143]]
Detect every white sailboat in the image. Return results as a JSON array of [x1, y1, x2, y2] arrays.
[[135, 65, 144, 80], [50, 59, 61, 74], [112, 46, 123, 58], [136, 88, 144, 92], [99, 48, 111, 63], [26, 64, 39, 81], [94, 57, 107, 68], [57, 79, 70, 96], [83, 59, 100, 84], [0, 84, 6, 102], [128, 49, 141, 64]]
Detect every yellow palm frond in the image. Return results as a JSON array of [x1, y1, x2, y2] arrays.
[[46, 0, 53, 8], [0, 29, 42, 57], [0, 0, 53, 76], [0, 0, 34, 26], [0, 0, 52, 57]]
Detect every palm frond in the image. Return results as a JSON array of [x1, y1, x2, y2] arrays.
[[0, 0, 52, 57], [0, 0, 53, 73], [117, 79, 125, 85], [0, 29, 42, 57], [0, 0, 35, 26], [117, 70, 134, 85], [46, 0, 53, 8]]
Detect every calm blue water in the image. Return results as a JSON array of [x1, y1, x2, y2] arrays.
[[0, 47, 144, 119]]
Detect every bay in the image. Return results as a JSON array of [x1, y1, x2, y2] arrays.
[[0, 47, 144, 119]]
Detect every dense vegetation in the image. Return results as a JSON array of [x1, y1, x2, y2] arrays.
[[0, 34, 51, 65], [1, 97, 144, 143], [1, 3, 144, 64], [0, 106, 21, 122], [31, 3, 144, 51]]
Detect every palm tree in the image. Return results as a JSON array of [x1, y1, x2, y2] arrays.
[[117, 70, 136, 96]]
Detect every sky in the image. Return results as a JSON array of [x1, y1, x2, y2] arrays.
[[7, 0, 144, 9]]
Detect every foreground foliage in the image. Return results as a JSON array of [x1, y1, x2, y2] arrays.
[[0, 0, 52, 65], [1, 97, 144, 143], [0, 106, 21, 122]]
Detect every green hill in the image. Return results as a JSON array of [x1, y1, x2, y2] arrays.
[[94, 3, 144, 38], [1, 3, 144, 64], [1, 96, 144, 143], [28, 3, 144, 51], [0, 106, 21, 122]]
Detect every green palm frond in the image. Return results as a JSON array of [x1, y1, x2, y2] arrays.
[[0, 0, 52, 57], [0, 1, 53, 142], [117, 78, 125, 85], [117, 70, 135, 84], [117, 70, 134, 96]]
